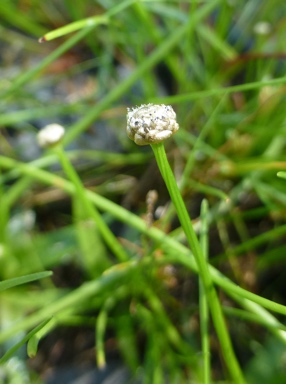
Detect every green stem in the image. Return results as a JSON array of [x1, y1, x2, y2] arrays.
[[0, 168, 8, 243], [40, 0, 140, 41], [199, 200, 210, 384], [54, 145, 128, 263], [0, 318, 52, 363], [2, 26, 95, 100], [0, 262, 133, 343], [1, 156, 286, 319], [151, 142, 245, 384], [0, 271, 52, 292], [63, 0, 221, 146]]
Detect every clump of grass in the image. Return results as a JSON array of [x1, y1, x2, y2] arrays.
[[2, 1, 286, 383]]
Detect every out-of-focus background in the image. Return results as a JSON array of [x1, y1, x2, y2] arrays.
[[1, 1, 286, 383]]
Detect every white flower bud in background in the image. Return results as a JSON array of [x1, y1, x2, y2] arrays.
[[37, 124, 65, 148], [126, 104, 179, 145], [253, 21, 271, 36]]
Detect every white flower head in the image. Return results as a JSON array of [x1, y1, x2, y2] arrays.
[[126, 104, 179, 145], [37, 124, 65, 148]]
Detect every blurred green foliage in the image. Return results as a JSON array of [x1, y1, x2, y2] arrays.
[[1, 0, 286, 382]]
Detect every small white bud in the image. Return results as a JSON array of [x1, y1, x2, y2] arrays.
[[253, 21, 271, 36], [37, 124, 65, 148], [126, 104, 179, 145]]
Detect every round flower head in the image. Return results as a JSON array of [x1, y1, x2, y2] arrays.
[[37, 124, 65, 148], [126, 104, 179, 145]]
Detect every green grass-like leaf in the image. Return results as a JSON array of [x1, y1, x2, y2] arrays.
[[0, 271, 52, 292], [2, 0, 286, 381]]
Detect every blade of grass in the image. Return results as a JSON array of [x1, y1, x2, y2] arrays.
[[63, 0, 222, 145], [54, 145, 129, 263], [199, 199, 211, 384], [39, 0, 137, 41], [0, 318, 52, 363], [1, 156, 286, 318], [95, 285, 129, 368], [0, 3, 46, 36], [27, 317, 56, 358], [0, 261, 133, 344], [1, 25, 97, 99], [95, 303, 109, 368], [151, 75, 286, 104], [0, 271, 52, 292]]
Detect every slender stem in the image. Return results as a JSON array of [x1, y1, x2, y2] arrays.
[[150, 76, 286, 105], [0, 318, 51, 363], [199, 200, 210, 384], [1, 156, 286, 319], [151, 142, 245, 384], [39, 0, 137, 41], [96, 305, 108, 368], [0, 155, 286, 363], [2, 26, 95, 100], [63, 0, 221, 145], [0, 262, 133, 343], [0, 271, 52, 292], [54, 145, 128, 263], [0, 168, 8, 243]]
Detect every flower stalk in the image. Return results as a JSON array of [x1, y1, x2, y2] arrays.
[[127, 104, 245, 383], [37, 124, 128, 264], [152, 142, 245, 383]]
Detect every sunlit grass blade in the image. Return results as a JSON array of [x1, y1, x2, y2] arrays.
[[0, 271, 52, 292]]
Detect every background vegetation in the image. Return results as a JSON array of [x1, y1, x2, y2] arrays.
[[1, 0, 286, 382]]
